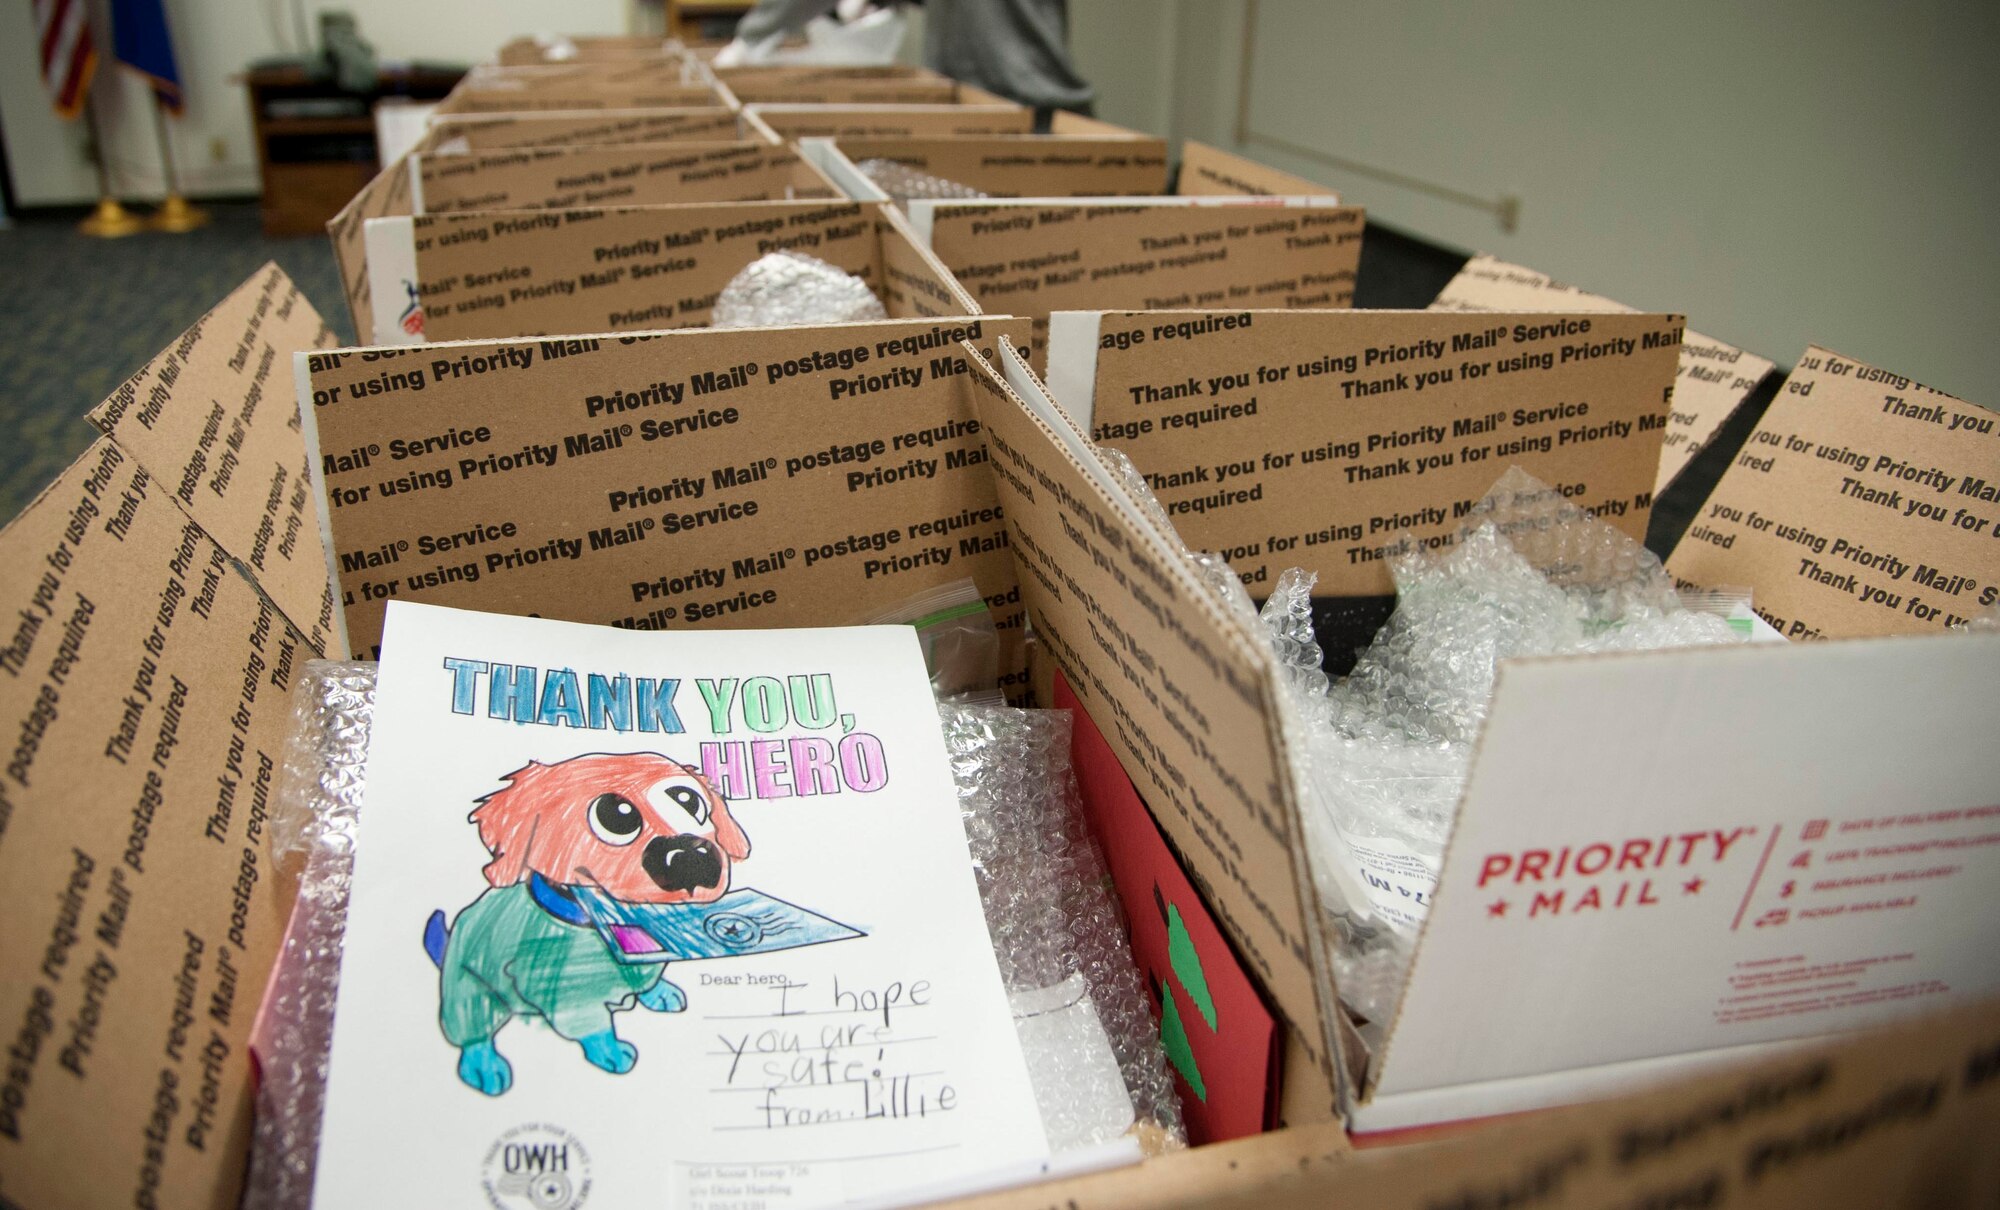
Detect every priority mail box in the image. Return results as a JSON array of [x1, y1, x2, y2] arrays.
[[294, 317, 1030, 675], [715, 64, 964, 105], [431, 73, 730, 116], [418, 107, 766, 154], [4, 276, 1998, 1210], [1042, 308, 1681, 604], [1430, 255, 1779, 495], [496, 35, 679, 66], [406, 142, 837, 216], [327, 132, 802, 341], [353, 198, 975, 345], [1668, 347, 2000, 639], [960, 334, 2000, 1143], [820, 132, 1171, 198], [821, 141, 1362, 366], [749, 103, 1035, 141]]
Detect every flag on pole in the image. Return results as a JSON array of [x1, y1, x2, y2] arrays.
[[109, 0, 183, 113], [33, 0, 98, 120]]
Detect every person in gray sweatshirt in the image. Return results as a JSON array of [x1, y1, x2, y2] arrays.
[[720, 0, 1094, 127]]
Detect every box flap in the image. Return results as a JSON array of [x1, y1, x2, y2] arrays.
[[963, 336, 1345, 1113], [1431, 255, 1777, 493], [367, 199, 917, 344], [87, 263, 343, 650], [830, 136, 1171, 198], [414, 143, 832, 214], [0, 437, 311, 1207], [420, 108, 752, 153], [750, 104, 1036, 140], [1068, 308, 1681, 595], [917, 199, 1364, 365], [1668, 346, 2000, 637], [1177, 141, 1338, 200], [1372, 633, 2000, 1118]]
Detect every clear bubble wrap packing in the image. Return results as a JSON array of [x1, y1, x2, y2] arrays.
[[1261, 468, 1749, 1039], [938, 702, 1184, 1149], [244, 667, 1181, 1209], [243, 662, 376, 1210], [856, 158, 990, 206], [709, 250, 887, 328]]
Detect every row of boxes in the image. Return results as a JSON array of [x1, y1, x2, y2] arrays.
[[0, 36, 1995, 1210]]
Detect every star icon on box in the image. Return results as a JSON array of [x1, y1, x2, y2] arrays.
[[1487, 898, 1509, 918], [1683, 876, 1705, 895]]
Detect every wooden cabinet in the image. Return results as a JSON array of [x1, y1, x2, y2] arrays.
[[244, 65, 462, 237]]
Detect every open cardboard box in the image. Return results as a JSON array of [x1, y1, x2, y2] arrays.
[[496, 35, 681, 66], [749, 102, 1035, 141], [419, 106, 771, 154], [1429, 254, 1780, 497], [325, 113, 792, 340], [3, 261, 1998, 1209], [957, 320, 2000, 1136], [713, 64, 970, 106], [811, 130, 1170, 198], [809, 138, 1364, 367], [430, 66, 732, 116], [345, 195, 977, 345]]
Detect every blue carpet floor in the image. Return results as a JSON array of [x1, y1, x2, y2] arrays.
[[0, 200, 350, 523]]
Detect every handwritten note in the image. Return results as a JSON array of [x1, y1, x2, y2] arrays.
[[313, 603, 1047, 1209]]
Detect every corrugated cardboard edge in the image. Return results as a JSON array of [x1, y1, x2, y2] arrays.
[[974, 335, 1353, 1112]]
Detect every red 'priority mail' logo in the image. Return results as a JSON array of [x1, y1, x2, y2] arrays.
[[1477, 827, 1757, 920]]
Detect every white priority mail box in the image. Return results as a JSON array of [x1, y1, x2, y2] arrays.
[[961, 333, 2000, 1136]]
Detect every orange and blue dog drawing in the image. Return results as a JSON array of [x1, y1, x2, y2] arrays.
[[422, 752, 862, 1096]]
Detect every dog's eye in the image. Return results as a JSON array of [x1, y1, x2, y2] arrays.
[[665, 784, 710, 826], [588, 793, 643, 846]]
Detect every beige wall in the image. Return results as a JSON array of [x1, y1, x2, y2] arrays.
[[0, 0, 626, 207], [1075, 0, 2000, 408]]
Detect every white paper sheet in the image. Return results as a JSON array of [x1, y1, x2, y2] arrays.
[[313, 602, 1049, 1209]]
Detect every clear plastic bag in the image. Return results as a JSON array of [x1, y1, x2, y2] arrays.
[[861, 578, 1003, 704]]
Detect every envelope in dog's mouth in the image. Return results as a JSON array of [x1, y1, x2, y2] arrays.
[[568, 883, 865, 964]]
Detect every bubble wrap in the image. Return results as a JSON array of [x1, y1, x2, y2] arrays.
[[244, 661, 376, 1210], [939, 702, 1184, 1148], [246, 672, 1180, 1208], [856, 158, 990, 206], [709, 250, 887, 328], [1259, 468, 1748, 1037]]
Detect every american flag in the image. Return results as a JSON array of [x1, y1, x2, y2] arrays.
[[34, 0, 98, 120]]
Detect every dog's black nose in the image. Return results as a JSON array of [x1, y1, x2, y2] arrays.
[[643, 834, 723, 892]]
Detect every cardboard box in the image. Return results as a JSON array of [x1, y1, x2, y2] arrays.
[[496, 35, 681, 66], [0, 266, 341, 1210], [1668, 346, 2000, 638], [822, 133, 1171, 198], [326, 126, 796, 339], [1041, 307, 1681, 597], [420, 107, 768, 154], [812, 141, 1362, 366], [431, 64, 731, 115], [351, 197, 975, 345], [961, 333, 2000, 1138], [294, 316, 1031, 682], [749, 103, 1036, 141], [939, 993, 2000, 1207], [408, 142, 837, 215], [1430, 255, 1778, 495], [716, 64, 965, 105]]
